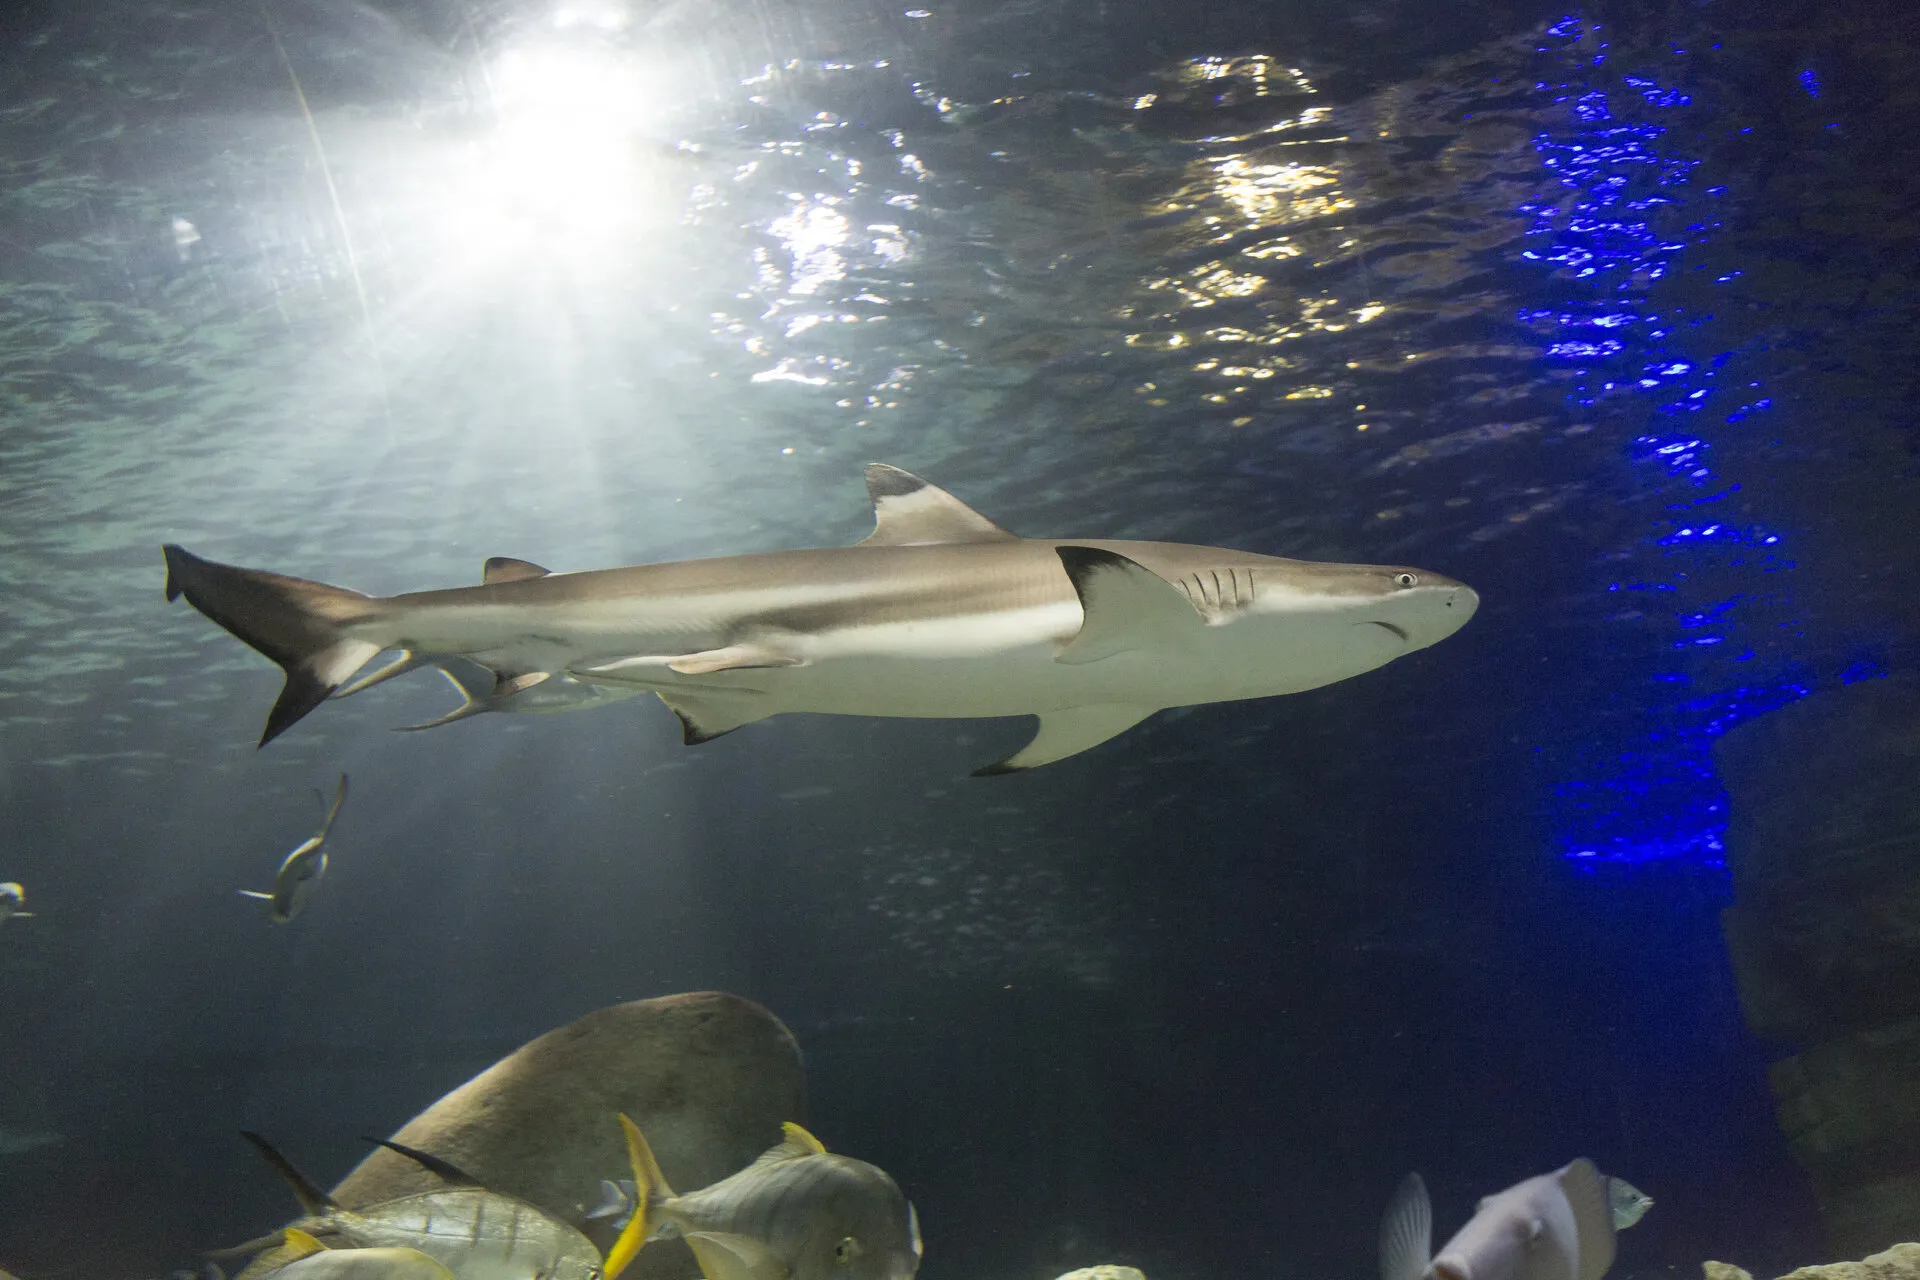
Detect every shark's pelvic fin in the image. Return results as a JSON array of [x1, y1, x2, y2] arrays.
[[162, 546, 383, 745], [332, 651, 432, 699], [668, 644, 804, 676], [1053, 546, 1206, 665], [656, 690, 773, 745], [857, 464, 1020, 547], [973, 704, 1155, 775], [482, 557, 551, 584]]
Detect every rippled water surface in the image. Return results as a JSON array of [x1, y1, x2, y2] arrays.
[[1, 0, 1915, 1274]]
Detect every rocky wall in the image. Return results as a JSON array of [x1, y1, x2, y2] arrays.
[[1714, 674, 1920, 1256]]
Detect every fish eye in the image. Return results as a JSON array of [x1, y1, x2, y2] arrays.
[[835, 1237, 864, 1265], [1393, 572, 1418, 588], [586, 1270, 603, 1280]]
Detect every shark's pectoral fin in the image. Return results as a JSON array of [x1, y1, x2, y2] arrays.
[[657, 691, 775, 745], [974, 704, 1155, 775], [667, 645, 803, 676], [857, 463, 1020, 546], [1053, 546, 1207, 665]]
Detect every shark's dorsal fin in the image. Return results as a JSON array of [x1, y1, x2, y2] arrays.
[[483, 557, 551, 584], [858, 464, 1019, 547]]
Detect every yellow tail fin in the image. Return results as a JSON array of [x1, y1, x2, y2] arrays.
[[606, 1114, 673, 1280]]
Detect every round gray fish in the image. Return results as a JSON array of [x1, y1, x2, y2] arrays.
[[614, 1118, 920, 1280]]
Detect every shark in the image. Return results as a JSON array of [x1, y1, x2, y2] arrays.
[[160, 464, 1478, 774]]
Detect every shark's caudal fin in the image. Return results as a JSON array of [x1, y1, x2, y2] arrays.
[[1379, 1173, 1432, 1280], [163, 546, 384, 745]]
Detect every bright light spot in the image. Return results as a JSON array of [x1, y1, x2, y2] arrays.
[[436, 39, 678, 262], [770, 200, 853, 295]]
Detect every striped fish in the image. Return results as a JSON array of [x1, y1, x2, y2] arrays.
[[241, 1132, 604, 1280], [605, 1118, 920, 1280]]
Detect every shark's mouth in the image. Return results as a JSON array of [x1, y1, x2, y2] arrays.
[[1358, 620, 1411, 644]]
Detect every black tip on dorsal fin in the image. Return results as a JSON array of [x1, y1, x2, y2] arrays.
[[240, 1131, 339, 1217], [482, 557, 551, 584], [361, 1136, 486, 1187]]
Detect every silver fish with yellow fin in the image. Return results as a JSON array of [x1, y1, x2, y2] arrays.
[[0, 881, 34, 926], [238, 776, 347, 924], [605, 1117, 921, 1280], [268, 1229, 454, 1280], [240, 1131, 604, 1280]]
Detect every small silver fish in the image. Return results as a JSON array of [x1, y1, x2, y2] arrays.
[[1605, 1178, 1652, 1230], [608, 1116, 920, 1280], [0, 881, 34, 926], [268, 1229, 454, 1280], [238, 775, 347, 923], [240, 1132, 603, 1280], [1379, 1160, 1617, 1280]]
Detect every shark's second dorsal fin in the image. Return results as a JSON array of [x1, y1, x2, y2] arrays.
[[483, 557, 551, 584], [858, 464, 1019, 547]]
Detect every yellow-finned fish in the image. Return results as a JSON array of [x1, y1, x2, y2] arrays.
[[237, 776, 347, 924], [0, 881, 34, 926], [604, 1116, 921, 1280], [267, 1229, 455, 1280], [241, 1131, 603, 1280]]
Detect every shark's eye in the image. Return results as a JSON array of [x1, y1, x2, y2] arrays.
[[836, 1237, 864, 1265], [1394, 572, 1418, 587]]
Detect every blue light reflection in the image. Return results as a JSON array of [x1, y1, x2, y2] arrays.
[[1518, 19, 1871, 871]]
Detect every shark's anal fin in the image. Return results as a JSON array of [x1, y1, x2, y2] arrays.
[[1053, 546, 1206, 665], [656, 691, 774, 745], [667, 645, 802, 676], [973, 705, 1154, 775], [482, 557, 551, 584], [857, 464, 1020, 546]]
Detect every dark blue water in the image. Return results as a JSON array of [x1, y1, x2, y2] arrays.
[[3, 0, 1914, 1274]]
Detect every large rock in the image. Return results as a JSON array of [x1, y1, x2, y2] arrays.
[[1776, 1243, 1920, 1280], [1716, 677, 1920, 1255]]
